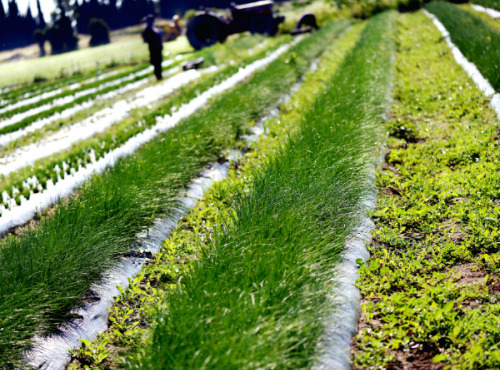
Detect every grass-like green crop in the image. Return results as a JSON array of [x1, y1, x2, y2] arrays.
[[426, 1, 500, 91], [136, 11, 394, 369], [473, 0, 500, 10], [0, 64, 147, 121], [460, 4, 500, 32], [0, 19, 350, 367], [353, 11, 500, 369], [68, 22, 368, 369]]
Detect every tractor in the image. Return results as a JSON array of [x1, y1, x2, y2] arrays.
[[186, 0, 285, 50]]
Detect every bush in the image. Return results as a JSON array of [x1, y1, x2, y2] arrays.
[[89, 18, 111, 47]]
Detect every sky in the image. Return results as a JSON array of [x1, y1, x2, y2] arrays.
[[1, 0, 56, 22]]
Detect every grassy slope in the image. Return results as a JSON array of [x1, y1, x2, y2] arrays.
[[353, 11, 500, 369], [136, 11, 394, 369], [69, 22, 368, 369], [426, 1, 500, 92], [0, 20, 350, 366]]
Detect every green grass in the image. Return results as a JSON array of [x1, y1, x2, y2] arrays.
[[426, 1, 500, 91], [353, 11, 500, 369], [68, 22, 368, 369], [0, 19, 350, 367], [135, 11, 394, 369]]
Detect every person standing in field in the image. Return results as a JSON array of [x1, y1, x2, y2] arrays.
[[142, 14, 163, 80]]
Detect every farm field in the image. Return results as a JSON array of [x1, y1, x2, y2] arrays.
[[0, 1, 499, 369]]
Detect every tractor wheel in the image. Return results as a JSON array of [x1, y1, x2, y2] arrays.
[[250, 15, 277, 36], [187, 15, 225, 50]]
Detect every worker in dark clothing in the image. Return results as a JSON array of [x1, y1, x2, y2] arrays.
[[142, 14, 163, 80]]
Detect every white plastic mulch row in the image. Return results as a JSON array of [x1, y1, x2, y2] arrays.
[[0, 42, 294, 236], [471, 3, 500, 18], [424, 10, 500, 118], [0, 60, 173, 130], [0, 65, 178, 148], [0, 65, 199, 177], [0, 69, 122, 114]]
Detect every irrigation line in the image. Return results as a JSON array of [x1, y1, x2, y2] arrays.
[[424, 10, 500, 118], [471, 4, 500, 18], [25, 40, 311, 368]]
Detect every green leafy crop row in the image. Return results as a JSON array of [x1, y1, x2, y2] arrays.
[[353, 11, 500, 369]]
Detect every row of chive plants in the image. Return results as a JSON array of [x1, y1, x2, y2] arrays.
[[0, 33, 270, 137], [0, 19, 350, 367], [353, 11, 500, 369], [0, 67, 128, 112], [426, 1, 500, 91], [135, 11, 394, 369], [69, 20, 369, 369], [473, 0, 500, 10], [0, 36, 288, 214], [461, 4, 500, 32]]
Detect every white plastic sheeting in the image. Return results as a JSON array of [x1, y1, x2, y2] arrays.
[[0, 66, 179, 148], [0, 69, 122, 110], [0, 66, 198, 176], [314, 183, 377, 369], [424, 10, 500, 119], [471, 4, 500, 18], [0, 61, 173, 130]]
